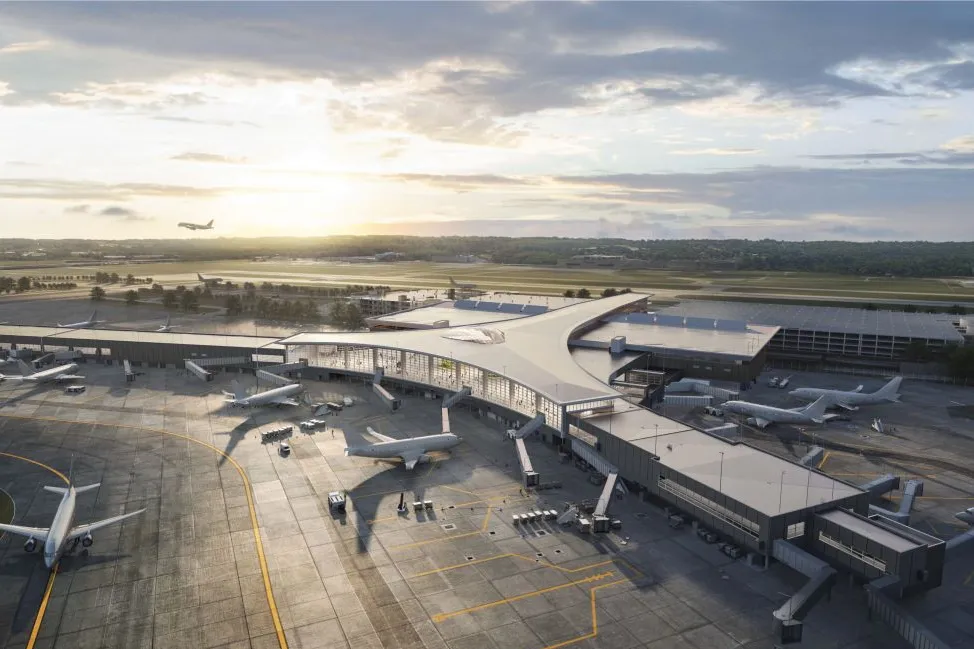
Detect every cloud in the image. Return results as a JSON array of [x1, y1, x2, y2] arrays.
[[98, 205, 152, 222], [3, 3, 972, 142], [670, 147, 761, 156], [64, 204, 90, 213], [171, 151, 249, 164], [0, 178, 289, 201], [0, 40, 51, 54], [804, 137, 974, 166]]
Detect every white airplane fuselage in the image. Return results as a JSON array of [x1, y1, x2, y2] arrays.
[[789, 378, 902, 409], [346, 433, 460, 463], [723, 396, 834, 428], [25, 363, 81, 383], [43, 487, 78, 568], [229, 383, 303, 407]]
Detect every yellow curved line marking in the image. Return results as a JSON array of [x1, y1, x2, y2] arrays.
[[0, 451, 68, 483], [0, 413, 288, 649], [0, 450, 69, 649]]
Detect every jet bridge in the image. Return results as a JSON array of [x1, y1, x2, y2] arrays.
[[185, 360, 213, 382], [373, 381, 401, 412], [859, 474, 901, 501], [771, 539, 838, 644], [510, 413, 545, 439], [443, 386, 471, 409], [123, 359, 134, 382], [800, 446, 824, 467], [514, 437, 539, 487], [441, 407, 451, 434], [871, 479, 924, 525], [262, 359, 307, 375], [256, 369, 295, 387]]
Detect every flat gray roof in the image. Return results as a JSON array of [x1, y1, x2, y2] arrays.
[[661, 301, 964, 341], [577, 320, 778, 360], [580, 403, 862, 516], [0, 325, 286, 351], [282, 293, 650, 404], [569, 348, 643, 385], [818, 509, 921, 553]]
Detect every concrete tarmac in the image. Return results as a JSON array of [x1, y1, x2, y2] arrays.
[[0, 365, 916, 649]]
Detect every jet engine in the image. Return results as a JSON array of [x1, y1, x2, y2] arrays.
[[24, 537, 37, 553], [82, 532, 93, 547]]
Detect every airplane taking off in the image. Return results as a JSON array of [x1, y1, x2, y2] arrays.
[[223, 379, 303, 407], [449, 277, 477, 290], [789, 377, 903, 411], [156, 315, 174, 332], [57, 310, 104, 329], [723, 395, 838, 429], [178, 219, 214, 231], [344, 426, 461, 470], [0, 360, 84, 384], [197, 272, 223, 286], [956, 507, 974, 526], [0, 470, 145, 569]]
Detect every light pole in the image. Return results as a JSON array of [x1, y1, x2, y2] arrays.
[[654, 424, 660, 456], [718, 451, 725, 491], [805, 466, 812, 506]]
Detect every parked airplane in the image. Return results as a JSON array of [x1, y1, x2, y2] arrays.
[[223, 379, 303, 407], [57, 310, 104, 329], [0, 360, 84, 384], [0, 470, 145, 569], [956, 507, 974, 526], [178, 219, 214, 231], [789, 377, 903, 411], [156, 315, 175, 332], [344, 426, 461, 470], [449, 277, 477, 290], [723, 395, 838, 429], [197, 272, 223, 286]]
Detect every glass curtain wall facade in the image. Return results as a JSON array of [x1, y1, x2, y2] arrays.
[[289, 343, 563, 430]]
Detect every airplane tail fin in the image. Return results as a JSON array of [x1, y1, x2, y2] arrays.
[[207, 219, 214, 227], [449, 277, 456, 286], [90, 310, 97, 322], [876, 376, 903, 401], [854, 385, 864, 393], [197, 273, 205, 281], [17, 359, 33, 376], [230, 379, 247, 401], [802, 395, 833, 421]]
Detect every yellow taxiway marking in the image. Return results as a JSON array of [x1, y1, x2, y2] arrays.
[[432, 571, 616, 623], [540, 578, 629, 649], [817, 451, 831, 470], [0, 451, 68, 649], [1, 412, 289, 649], [410, 553, 617, 579], [28, 569, 58, 649]]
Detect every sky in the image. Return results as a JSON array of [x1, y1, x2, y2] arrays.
[[1, 1, 973, 241]]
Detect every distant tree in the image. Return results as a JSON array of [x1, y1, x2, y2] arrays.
[[902, 340, 933, 362], [864, 303, 877, 311], [903, 304, 918, 313], [162, 290, 178, 309], [90, 286, 106, 301], [124, 274, 136, 285], [151, 283, 164, 294], [621, 287, 633, 294], [563, 289, 576, 298], [124, 289, 138, 305], [16, 276, 31, 292], [224, 294, 243, 316], [948, 304, 967, 315], [946, 345, 974, 380], [343, 303, 365, 329], [577, 288, 591, 298], [329, 301, 347, 326], [0, 277, 14, 293], [601, 287, 619, 297], [109, 272, 120, 283], [180, 291, 199, 312]]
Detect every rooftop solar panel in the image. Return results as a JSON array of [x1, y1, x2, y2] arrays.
[[660, 301, 963, 341], [453, 300, 478, 310], [684, 316, 716, 330], [498, 303, 524, 314], [521, 305, 548, 315]]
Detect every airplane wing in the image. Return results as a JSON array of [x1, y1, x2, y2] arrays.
[[365, 426, 396, 443], [54, 374, 85, 382], [854, 385, 864, 393], [271, 397, 300, 406], [834, 401, 858, 411], [401, 453, 421, 470], [68, 508, 146, 541], [753, 418, 771, 429], [0, 523, 49, 542]]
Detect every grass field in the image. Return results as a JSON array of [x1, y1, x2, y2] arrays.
[[3, 259, 974, 303]]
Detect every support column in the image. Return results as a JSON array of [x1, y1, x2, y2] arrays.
[[454, 361, 462, 387], [399, 350, 406, 376], [508, 380, 516, 410], [427, 355, 435, 383], [481, 369, 488, 396], [371, 348, 378, 372], [343, 348, 350, 369]]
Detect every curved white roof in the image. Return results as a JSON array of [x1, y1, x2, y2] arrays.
[[279, 293, 648, 404]]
